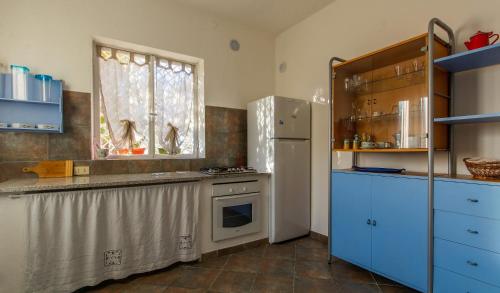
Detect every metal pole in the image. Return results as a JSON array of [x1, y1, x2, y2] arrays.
[[328, 57, 345, 264], [427, 18, 455, 293]]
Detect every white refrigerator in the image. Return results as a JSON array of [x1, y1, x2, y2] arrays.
[[247, 96, 311, 243]]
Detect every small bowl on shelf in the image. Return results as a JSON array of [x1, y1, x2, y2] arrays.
[[11, 122, 35, 129], [463, 157, 500, 179], [37, 123, 58, 130], [360, 142, 376, 149]]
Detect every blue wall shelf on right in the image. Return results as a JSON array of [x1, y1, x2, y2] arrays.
[[434, 112, 500, 124], [434, 43, 500, 72]]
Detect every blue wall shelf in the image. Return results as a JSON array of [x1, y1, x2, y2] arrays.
[[434, 112, 500, 124], [0, 73, 63, 133], [434, 43, 500, 72]]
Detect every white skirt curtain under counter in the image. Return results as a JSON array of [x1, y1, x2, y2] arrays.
[[24, 182, 200, 293]]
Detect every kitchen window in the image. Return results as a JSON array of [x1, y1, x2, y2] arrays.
[[93, 43, 205, 159]]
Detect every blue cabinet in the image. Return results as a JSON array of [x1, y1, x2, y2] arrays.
[[434, 178, 500, 292], [331, 170, 428, 292], [332, 172, 372, 268], [371, 176, 427, 291]]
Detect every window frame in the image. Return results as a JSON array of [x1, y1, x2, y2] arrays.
[[91, 40, 205, 160]]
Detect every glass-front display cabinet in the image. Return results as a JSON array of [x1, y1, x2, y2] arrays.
[[332, 34, 450, 152]]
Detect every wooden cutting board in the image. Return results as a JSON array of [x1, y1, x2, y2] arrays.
[[22, 160, 74, 178]]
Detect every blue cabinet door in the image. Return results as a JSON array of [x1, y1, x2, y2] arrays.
[[331, 172, 372, 268], [371, 176, 428, 292]]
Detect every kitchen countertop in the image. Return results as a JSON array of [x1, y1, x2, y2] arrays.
[[0, 171, 268, 195]]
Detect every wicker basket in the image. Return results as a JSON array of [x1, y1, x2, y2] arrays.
[[463, 158, 500, 179]]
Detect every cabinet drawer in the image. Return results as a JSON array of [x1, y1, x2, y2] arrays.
[[212, 181, 260, 196], [435, 210, 500, 253], [434, 267, 500, 293], [435, 238, 500, 287], [435, 180, 500, 219]]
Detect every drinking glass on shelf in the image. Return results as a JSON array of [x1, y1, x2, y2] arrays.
[[405, 64, 412, 75], [413, 59, 419, 72], [394, 64, 402, 79]]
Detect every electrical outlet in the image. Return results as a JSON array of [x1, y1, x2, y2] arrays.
[[74, 166, 90, 176]]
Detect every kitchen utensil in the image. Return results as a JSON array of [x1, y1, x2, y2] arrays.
[[464, 31, 499, 50], [463, 157, 500, 179], [22, 160, 74, 178]]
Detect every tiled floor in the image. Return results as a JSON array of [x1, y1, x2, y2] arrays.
[[78, 237, 418, 293]]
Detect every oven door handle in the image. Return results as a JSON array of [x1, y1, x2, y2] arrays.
[[213, 193, 260, 201]]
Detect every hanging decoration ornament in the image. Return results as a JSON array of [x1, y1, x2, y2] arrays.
[[119, 119, 137, 150], [164, 122, 181, 155]]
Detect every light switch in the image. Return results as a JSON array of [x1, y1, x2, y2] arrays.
[[74, 166, 90, 176]]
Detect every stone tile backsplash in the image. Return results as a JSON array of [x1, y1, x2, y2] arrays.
[[0, 91, 247, 181]]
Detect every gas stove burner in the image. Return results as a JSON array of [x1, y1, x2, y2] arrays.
[[200, 166, 257, 175]]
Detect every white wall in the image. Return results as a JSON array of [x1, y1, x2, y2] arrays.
[[0, 0, 275, 109], [275, 0, 500, 235]]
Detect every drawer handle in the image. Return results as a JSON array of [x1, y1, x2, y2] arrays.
[[467, 229, 479, 235], [467, 260, 478, 267], [229, 188, 233, 192], [367, 219, 371, 225], [467, 198, 479, 203], [372, 220, 377, 227]]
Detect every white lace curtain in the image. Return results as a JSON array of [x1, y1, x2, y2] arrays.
[[98, 48, 150, 149], [97, 46, 204, 156], [155, 59, 195, 154]]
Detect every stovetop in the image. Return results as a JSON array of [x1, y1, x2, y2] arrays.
[[200, 166, 257, 175]]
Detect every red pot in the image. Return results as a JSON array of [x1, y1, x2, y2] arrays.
[[464, 31, 499, 50], [131, 148, 145, 155], [117, 148, 130, 155]]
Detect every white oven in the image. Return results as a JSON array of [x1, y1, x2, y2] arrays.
[[212, 180, 261, 242]]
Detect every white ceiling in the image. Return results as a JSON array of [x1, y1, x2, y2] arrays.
[[172, 0, 336, 34]]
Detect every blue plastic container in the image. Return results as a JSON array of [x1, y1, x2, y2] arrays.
[[10, 65, 29, 100], [35, 74, 53, 102]]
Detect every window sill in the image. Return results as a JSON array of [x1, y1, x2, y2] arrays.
[[95, 154, 202, 160]]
